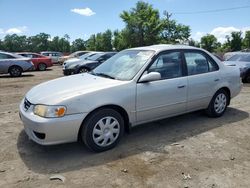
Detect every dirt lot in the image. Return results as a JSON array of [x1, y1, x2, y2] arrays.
[[0, 65, 250, 188]]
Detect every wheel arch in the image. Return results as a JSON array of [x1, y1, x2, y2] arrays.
[[77, 104, 130, 141], [217, 87, 231, 105], [8, 65, 23, 73]]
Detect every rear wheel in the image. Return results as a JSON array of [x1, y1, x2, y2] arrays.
[[38, 63, 47, 71], [9, 66, 22, 77], [206, 89, 229, 117], [81, 109, 124, 152]]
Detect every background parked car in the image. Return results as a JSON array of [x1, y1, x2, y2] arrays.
[[17, 52, 53, 71], [58, 51, 90, 65], [0, 52, 34, 77], [62, 52, 102, 75], [224, 52, 250, 83], [40, 51, 63, 64], [63, 52, 117, 75]]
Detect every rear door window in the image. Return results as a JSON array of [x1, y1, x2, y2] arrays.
[[184, 52, 218, 75]]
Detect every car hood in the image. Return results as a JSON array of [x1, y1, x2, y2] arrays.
[[77, 60, 98, 66], [26, 73, 126, 105], [65, 58, 80, 63], [224, 61, 250, 68]]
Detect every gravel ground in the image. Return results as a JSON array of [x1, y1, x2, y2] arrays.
[[0, 65, 250, 188]]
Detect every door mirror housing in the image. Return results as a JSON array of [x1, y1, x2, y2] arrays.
[[139, 72, 161, 83]]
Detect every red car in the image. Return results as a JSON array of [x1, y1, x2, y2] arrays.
[[17, 52, 53, 71]]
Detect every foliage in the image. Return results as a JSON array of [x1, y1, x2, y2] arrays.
[[0, 1, 249, 54], [85, 30, 113, 51], [161, 12, 190, 43], [71, 38, 86, 52], [200, 34, 218, 52], [120, 1, 163, 47], [230, 31, 242, 51], [243, 30, 250, 49]]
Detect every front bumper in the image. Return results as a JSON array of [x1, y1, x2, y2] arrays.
[[19, 99, 87, 145], [63, 68, 77, 75]]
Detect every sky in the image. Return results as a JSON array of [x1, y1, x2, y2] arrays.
[[0, 0, 250, 43]]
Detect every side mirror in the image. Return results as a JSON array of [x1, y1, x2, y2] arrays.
[[139, 72, 161, 83]]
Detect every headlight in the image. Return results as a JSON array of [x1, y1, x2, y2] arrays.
[[33, 105, 66, 118]]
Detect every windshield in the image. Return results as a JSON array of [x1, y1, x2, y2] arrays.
[[69, 52, 78, 57], [79, 52, 95, 60], [91, 50, 155, 81], [87, 53, 104, 61], [228, 54, 250, 62]]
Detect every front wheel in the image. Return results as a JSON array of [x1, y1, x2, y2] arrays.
[[242, 72, 250, 83], [81, 109, 124, 152], [78, 67, 89, 73], [206, 89, 229, 117]]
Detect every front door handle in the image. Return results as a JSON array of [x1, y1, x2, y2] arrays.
[[177, 85, 186, 88], [214, 78, 220, 82]]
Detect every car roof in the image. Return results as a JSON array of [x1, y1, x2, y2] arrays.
[[41, 51, 62, 53], [0, 51, 15, 56], [128, 44, 200, 53]]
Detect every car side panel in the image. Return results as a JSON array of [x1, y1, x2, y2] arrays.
[[136, 77, 187, 123], [187, 71, 221, 111], [0, 59, 11, 73]]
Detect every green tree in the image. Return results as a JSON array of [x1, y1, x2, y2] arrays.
[[59, 35, 70, 52], [120, 1, 162, 47], [49, 36, 60, 51], [113, 29, 131, 51], [86, 34, 96, 50], [161, 11, 190, 44], [0, 39, 3, 50], [2, 34, 28, 52], [200, 34, 218, 52], [71, 38, 86, 52], [101, 30, 113, 51], [243, 30, 250, 49], [230, 31, 242, 51], [28, 33, 51, 52]]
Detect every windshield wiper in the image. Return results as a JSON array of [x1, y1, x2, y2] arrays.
[[95, 73, 115, 79]]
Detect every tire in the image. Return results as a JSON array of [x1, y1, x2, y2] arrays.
[[206, 89, 229, 117], [242, 72, 250, 83], [78, 67, 89, 74], [81, 108, 124, 152], [9, 66, 22, 77], [38, 63, 47, 71]]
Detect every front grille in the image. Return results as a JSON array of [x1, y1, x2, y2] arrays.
[[24, 98, 31, 111]]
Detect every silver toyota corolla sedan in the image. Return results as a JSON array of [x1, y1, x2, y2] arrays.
[[19, 45, 242, 152]]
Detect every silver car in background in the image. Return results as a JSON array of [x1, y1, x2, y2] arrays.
[[224, 52, 250, 83], [40, 51, 63, 64], [19, 45, 242, 152], [0, 52, 34, 77]]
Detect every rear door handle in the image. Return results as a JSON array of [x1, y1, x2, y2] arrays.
[[214, 79, 220, 82], [177, 85, 186, 88]]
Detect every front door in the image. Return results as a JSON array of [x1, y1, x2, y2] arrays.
[[136, 51, 188, 123]]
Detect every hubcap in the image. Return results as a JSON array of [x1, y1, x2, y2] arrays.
[[11, 67, 20, 76], [39, 64, 46, 71], [92, 116, 120, 147], [214, 93, 227, 114]]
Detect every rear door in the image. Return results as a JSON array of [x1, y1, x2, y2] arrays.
[[183, 50, 220, 111], [136, 50, 188, 123]]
